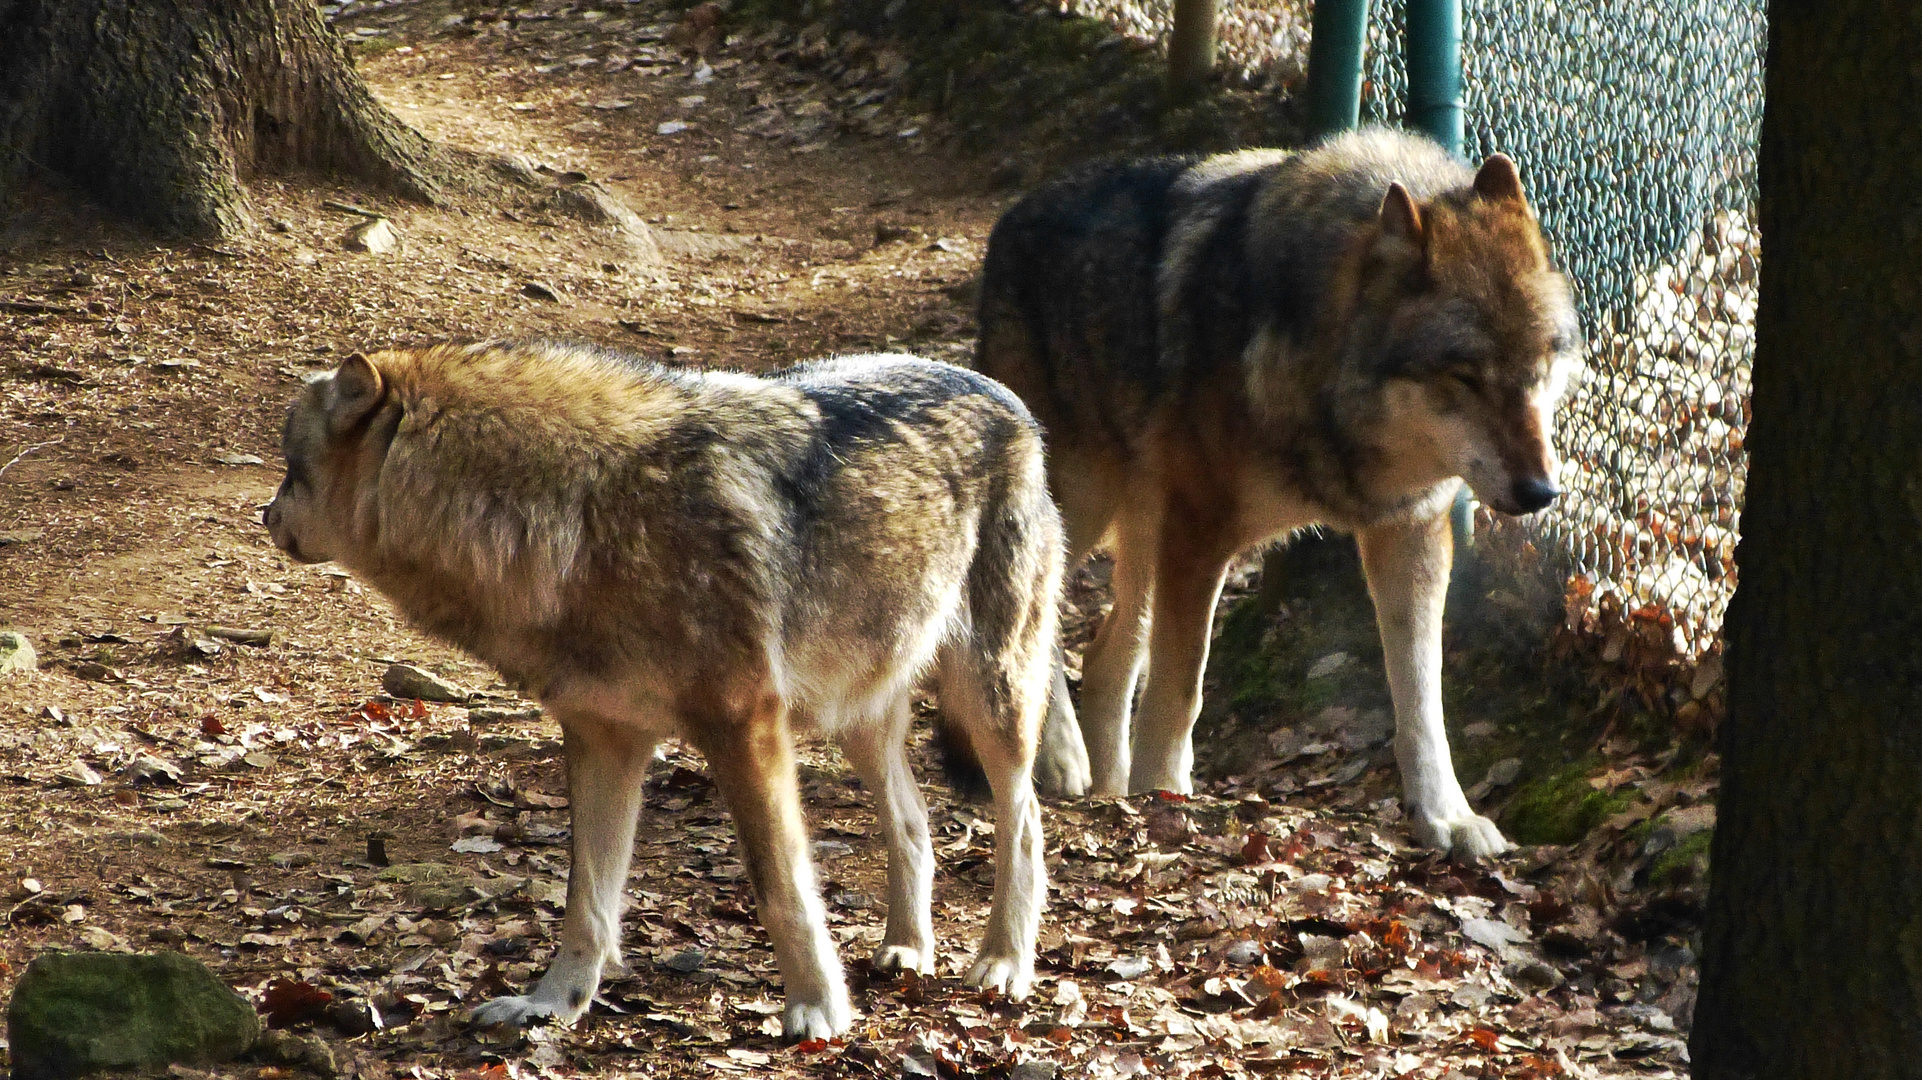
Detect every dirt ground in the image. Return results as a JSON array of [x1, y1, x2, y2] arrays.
[[1, 2, 1696, 1077]]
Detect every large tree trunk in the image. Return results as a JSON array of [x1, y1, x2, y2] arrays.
[[1690, 2, 1922, 1077], [0, 0, 468, 237]]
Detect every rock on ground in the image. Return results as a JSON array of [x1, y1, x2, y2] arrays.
[[381, 663, 468, 703], [6, 951, 259, 1080], [0, 630, 36, 676]]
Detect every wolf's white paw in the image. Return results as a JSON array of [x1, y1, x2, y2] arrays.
[[1034, 748, 1091, 798], [470, 994, 569, 1030], [963, 954, 1033, 1000], [1034, 716, 1092, 798], [873, 944, 933, 976], [782, 990, 853, 1042], [1126, 768, 1192, 797], [1412, 811, 1513, 861]]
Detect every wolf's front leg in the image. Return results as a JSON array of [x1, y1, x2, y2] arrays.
[[692, 697, 851, 1041], [1357, 511, 1512, 860], [472, 716, 656, 1028]]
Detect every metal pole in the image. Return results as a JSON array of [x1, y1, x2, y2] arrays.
[[1405, 0, 1475, 551], [1304, 0, 1372, 140], [1405, 0, 1464, 155]]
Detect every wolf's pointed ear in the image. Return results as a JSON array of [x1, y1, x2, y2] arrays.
[[1472, 153, 1526, 205], [325, 352, 385, 435], [1379, 182, 1425, 245]]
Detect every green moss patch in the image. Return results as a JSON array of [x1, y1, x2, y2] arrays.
[[1501, 760, 1636, 846]]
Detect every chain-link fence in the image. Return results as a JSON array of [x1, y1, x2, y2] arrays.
[[1363, 0, 1765, 659], [1059, 0, 1765, 660]]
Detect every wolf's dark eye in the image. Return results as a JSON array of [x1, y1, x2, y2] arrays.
[[1448, 367, 1484, 393]]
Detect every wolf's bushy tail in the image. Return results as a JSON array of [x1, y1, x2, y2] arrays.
[[933, 713, 994, 802]]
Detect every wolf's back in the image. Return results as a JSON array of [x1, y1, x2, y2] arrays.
[[976, 131, 1474, 457], [974, 157, 1195, 450]]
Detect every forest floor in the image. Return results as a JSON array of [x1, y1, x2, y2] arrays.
[[1, 1, 1699, 1077]]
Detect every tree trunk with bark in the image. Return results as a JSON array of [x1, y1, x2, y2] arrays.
[[1690, 2, 1922, 1077], [0, 0, 471, 237], [1167, 0, 1218, 89]]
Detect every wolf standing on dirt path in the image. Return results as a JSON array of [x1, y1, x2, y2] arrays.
[[976, 128, 1580, 859], [263, 342, 1062, 1039]]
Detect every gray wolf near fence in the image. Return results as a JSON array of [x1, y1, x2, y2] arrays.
[[976, 127, 1580, 859], [263, 341, 1062, 1039]]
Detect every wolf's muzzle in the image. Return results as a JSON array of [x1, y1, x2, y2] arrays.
[[1511, 476, 1561, 514]]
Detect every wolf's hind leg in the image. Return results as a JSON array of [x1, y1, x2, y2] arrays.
[[1128, 521, 1236, 795], [1078, 506, 1159, 795], [690, 695, 852, 1040], [1032, 656, 1091, 798], [1357, 511, 1512, 860], [472, 713, 656, 1029], [938, 649, 1045, 1000], [838, 694, 935, 976], [1029, 450, 1118, 799]]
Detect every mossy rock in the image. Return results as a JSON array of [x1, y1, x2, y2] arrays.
[[1501, 761, 1635, 845], [6, 951, 259, 1080], [1644, 821, 1714, 888]]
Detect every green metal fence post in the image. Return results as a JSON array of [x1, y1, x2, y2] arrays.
[[1405, 0, 1475, 552], [1405, 0, 1464, 155], [1304, 0, 1372, 140]]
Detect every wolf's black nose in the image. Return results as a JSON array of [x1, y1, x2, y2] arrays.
[[1512, 476, 1561, 514]]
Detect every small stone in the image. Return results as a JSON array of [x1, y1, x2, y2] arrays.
[[1105, 955, 1152, 980], [2, 631, 39, 676], [341, 217, 401, 255], [252, 1029, 339, 1079], [268, 851, 313, 869], [0, 530, 44, 547], [656, 120, 690, 135], [1484, 757, 1523, 788], [519, 281, 563, 303], [1010, 1063, 1057, 1080], [56, 761, 102, 787], [210, 452, 264, 466], [1335, 707, 1394, 751], [1225, 939, 1263, 967], [124, 754, 183, 784], [382, 663, 468, 703], [662, 948, 706, 973], [1508, 959, 1565, 992], [5, 952, 259, 1080], [1306, 652, 1353, 679]]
